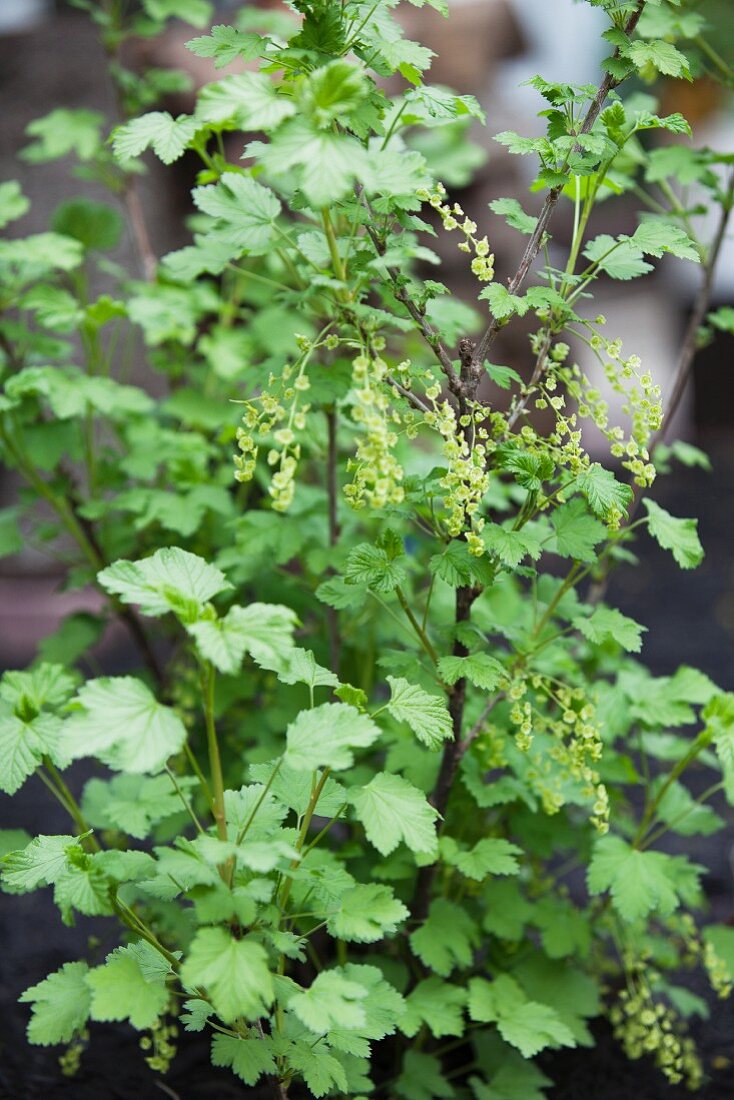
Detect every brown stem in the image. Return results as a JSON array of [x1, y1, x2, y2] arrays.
[[124, 178, 157, 281], [658, 169, 734, 447], [504, 329, 554, 435], [357, 190, 461, 393], [473, 2, 646, 367]]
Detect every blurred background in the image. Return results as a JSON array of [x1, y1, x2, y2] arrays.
[[0, 1, 733, 1097]]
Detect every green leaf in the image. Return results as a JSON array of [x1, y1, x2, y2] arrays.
[[489, 197, 538, 235], [52, 199, 124, 252], [1, 834, 77, 893], [400, 977, 466, 1038], [112, 112, 199, 165], [437, 654, 505, 692], [551, 498, 607, 562], [0, 181, 30, 229], [440, 836, 522, 880], [197, 72, 296, 130], [186, 26, 263, 68], [574, 606, 646, 652], [702, 694, 734, 803], [285, 702, 380, 772], [87, 949, 168, 1030], [480, 283, 529, 321], [644, 499, 703, 569], [287, 1043, 348, 1097], [709, 306, 734, 334], [81, 773, 195, 840], [468, 974, 576, 1058], [0, 705, 63, 795], [304, 59, 368, 125], [624, 38, 691, 79], [345, 542, 406, 593], [20, 962, 91, 1046], [575, 463, 633, 523], [429, 540, 474, 587], [396, 1051, 453, 1100], [180, 928, 273, 1024], [327, 883, 409, 943], [181, 998, 211, 1031], [0, 507, 23, 557], [247, 120, 367, 206], [142, 0, 212, 25], [386, 676, 452, 749], [582, 234, 653, 280], [273, 648, 338, 690], [587, 835, 698, 922], [62, 677, 187, 773], [289, 971, 368, 1034], [21, 109, 103, 163], [210, 1032, 277, 1086], [470, 1057, 552, 1100], [98, 547, 231, 622], [188, 603, 297, 675], [628, 220, 699, 262], [482, 524, 541, 568], [53, 857, 113, 924], [485, 362, 524, 391], [653, 778, 723, 837], [349, 772, 439, 857], [192, 174, 281, 255], [410, 899, 478, 977], [624, 665, 717, 728]]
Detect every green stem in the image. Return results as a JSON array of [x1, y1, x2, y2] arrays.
[[185, 742, 214, 804], [39, 758, 100, 851], [632, 730, 713, 848], [302, 802, 348, 857], [395, 586, 440, 666], [639, 781, 725, 851], [279, 769, 331, 915], [202, 663, 228, 843], [236, 759, 283, 845], [321, 208, 350, 304], [165, 764, 205, 834], [111, 895, 180, 969], [695, 35, 733, 81]]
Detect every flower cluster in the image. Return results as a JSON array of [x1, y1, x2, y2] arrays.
[[704, 939, 734, 999], [610, 964, 703, 1089], [344, 352, 405, 510], [418, 184, 495, 283], [234, 342, 314, 511], [512, 675, 609, 832], [59, 1031, 88, 1077], [423, 394, 492, 550], [557, 325, 662, 488], [140, 1018, 178, 1074]]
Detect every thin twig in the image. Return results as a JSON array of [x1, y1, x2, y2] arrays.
[[658, 169, 734, 447], [124, 178, 157, 281], [504, 330, 553, 434], [358, 189, 461, 392]]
